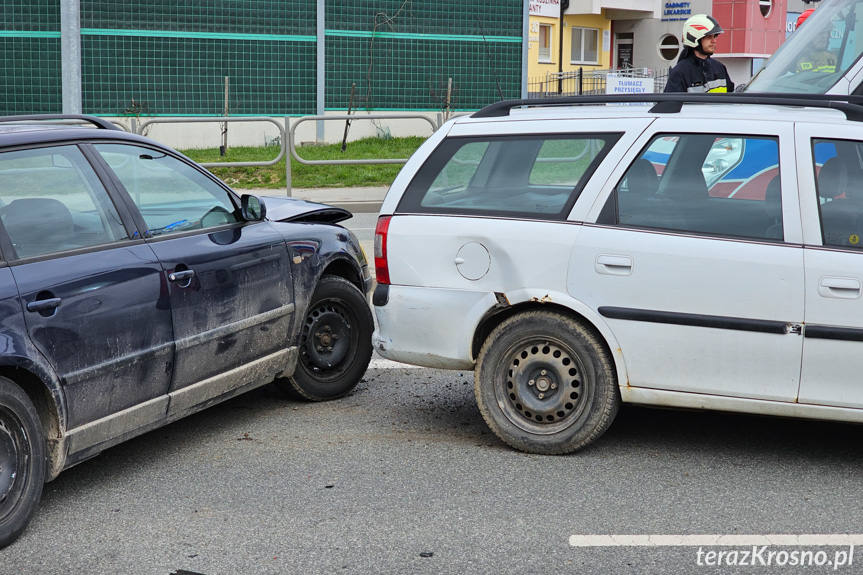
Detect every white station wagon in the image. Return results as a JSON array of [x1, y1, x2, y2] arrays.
[[372, 94, 863, 454]]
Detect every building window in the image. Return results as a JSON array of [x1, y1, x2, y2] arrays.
[[571, 27, 600, 64], [760, 0, 772, 17], [659, 34, 681, 61], [538, 24, 552, 62]]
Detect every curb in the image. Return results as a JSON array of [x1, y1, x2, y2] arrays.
[[327, 201, 382, 214]]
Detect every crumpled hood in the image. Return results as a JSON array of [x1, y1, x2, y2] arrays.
[[263, 196, 353, 224]]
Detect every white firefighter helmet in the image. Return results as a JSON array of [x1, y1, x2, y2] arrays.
[[682, 14, 724, 48]]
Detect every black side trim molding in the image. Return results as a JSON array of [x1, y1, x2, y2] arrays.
[[598, 306, 788, 335], [804, 325, 863, 342]]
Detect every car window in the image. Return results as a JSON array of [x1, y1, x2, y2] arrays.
[[399, 134, 620, 219], [0, 145, 130, 258], [528, 138, 605, 187], [812, 138, 863, 248], [745, 0, 852, 95], [94, 143, 239, 236], [611, 133, 782, 240], [427, 141, 489, 196]]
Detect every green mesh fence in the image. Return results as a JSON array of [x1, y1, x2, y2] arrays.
[[1, 1, 522, 116], [326, 1, 522, 37], [83, 36, 317, 116], [0, 0, 59, 32], [82, 0, 316, 35], [0, 37, 62, 115], [0, 0, 61, 115], [327, 36, 521, 110]]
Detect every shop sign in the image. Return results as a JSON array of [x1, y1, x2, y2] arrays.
[[529, 0, 561, 18], [661, 1, 692, 22], [606, 76, 655, 96]]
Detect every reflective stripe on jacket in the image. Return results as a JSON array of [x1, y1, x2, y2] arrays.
[[686, 79, 730, 93], [664, 53, 734, 94]]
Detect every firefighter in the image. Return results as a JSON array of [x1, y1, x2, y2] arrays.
[[796, 33, 836, 74], [664, 14, 734, 93], [795, 9, 836, 74]]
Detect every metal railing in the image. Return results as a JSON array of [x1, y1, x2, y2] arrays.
[[289, 114, 437, 165], [136, 116, 288, 191], [132, 114, 439, 196], [137, 116, 286, 168], [528, 67, 671, 98]]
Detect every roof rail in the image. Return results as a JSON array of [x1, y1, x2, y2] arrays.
[[0, 114, 121, 131], [471, 93, 863, 122]]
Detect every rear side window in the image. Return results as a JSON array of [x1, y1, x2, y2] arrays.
[[398, 134, 620, 219], [0, 145, 130, 259]]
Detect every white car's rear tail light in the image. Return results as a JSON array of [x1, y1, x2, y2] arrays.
[[374, 215, 392, 285]]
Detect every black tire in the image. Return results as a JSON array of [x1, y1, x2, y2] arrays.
[[0, 378, 45, 549], [475, 311, 619, 455], [275, 275, 373, 401]]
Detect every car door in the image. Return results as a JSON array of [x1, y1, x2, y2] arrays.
[[91, 143, 294, 413], [571, 119, 805, 401], [379, 118, 650, 368], [0, 144, 173, 430], [795, 124, 863, 408]]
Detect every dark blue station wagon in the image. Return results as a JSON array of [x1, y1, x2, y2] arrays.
[[0, 115, 373, 548]]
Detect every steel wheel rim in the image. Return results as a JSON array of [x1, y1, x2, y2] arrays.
[[0, 407, 28, 515], [494, 337, 592, 435], [300, 298, 355, 377]]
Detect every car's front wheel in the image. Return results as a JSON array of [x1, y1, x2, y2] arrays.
[[0, 377, 45, 549], [475, 311, 619, 454], [274, 275, 373, 401]]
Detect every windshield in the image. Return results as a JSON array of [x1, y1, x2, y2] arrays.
[[744, 0, 863, 93]]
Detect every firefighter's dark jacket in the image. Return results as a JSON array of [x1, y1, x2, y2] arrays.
[[664, 48, 734, 93]]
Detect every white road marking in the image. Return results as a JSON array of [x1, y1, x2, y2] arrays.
[[569, 534, 863, 547], [368, 357, 425, 369]]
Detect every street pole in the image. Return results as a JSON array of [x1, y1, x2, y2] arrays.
[[316, 0, 325, 143], [522, 0, 529, 99], [60, 0, 82, 113]]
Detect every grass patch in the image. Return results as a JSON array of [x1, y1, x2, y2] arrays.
[[181, 136, 426, 190]]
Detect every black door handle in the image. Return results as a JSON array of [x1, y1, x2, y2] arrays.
[[26, 298, 62, 313]]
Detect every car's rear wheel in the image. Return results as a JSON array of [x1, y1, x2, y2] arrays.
[[475, 311, 619, 454], [0, 378, 45, 549], [274, 275, 373, 401]]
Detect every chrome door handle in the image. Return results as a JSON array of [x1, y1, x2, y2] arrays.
[[168, 270, 196, 283]]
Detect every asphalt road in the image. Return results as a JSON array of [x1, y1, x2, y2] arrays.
[[3, 359, 863, 575], [3, 215, 863, 574]]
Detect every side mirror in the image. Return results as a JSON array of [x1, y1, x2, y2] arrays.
[[241, 194, 267, 221]]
